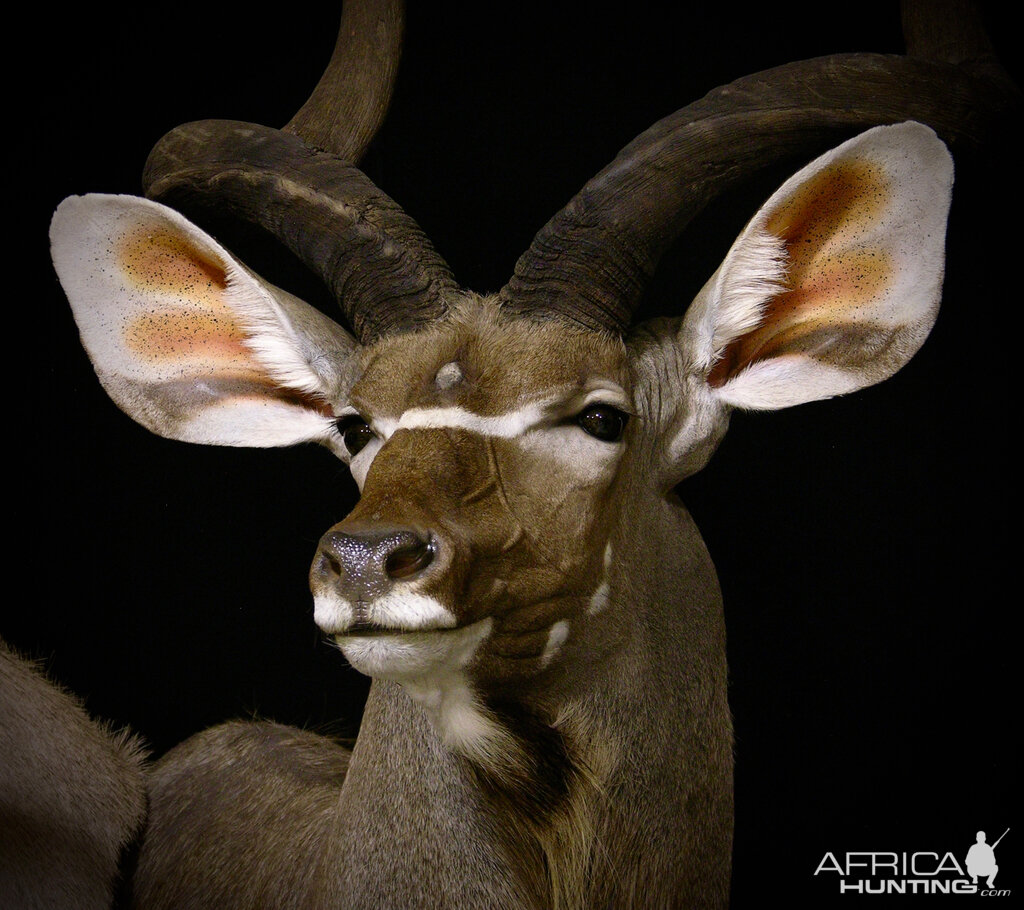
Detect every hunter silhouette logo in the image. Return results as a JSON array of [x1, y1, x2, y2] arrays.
[[966, 829, 1009, 889], [814, 827, 1011, 896]]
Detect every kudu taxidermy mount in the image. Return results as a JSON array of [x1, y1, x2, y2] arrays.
[[2, 1, 1017, 908]]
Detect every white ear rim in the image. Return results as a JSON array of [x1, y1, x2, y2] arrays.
[[680, 121, 954, 412], [51, 194, 359, 448]]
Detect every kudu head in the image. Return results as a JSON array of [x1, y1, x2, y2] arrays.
[[49, 0, 1012, 789]]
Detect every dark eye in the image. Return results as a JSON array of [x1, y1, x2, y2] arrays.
[[576, 404, 628, 442], [334, 415, 376, 457]]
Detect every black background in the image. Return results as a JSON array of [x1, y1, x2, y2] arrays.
[[13, 2, 1017, 906]]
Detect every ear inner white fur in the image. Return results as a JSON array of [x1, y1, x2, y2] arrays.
[[679, 122, 953, 412], [51, 194, 360, 448]]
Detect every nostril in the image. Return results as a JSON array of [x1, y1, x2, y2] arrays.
[[324, 551, 342, 578], [385, 538, 434, 580], [312, 538, 350, 585]]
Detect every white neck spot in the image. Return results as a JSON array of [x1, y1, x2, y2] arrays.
[[540, 620, 571, 667], [588, 543, 614, 615]]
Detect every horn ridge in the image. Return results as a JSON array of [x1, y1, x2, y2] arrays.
[[144, 120, 457, 343], [500, 47, 1019, 334]]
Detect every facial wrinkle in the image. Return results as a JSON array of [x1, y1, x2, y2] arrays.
[[485, 435, 569, 575]]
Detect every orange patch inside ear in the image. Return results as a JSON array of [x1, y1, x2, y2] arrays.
[[709, 159, 894, 388], [117, 228, 228, 298], [117, 227, 254, 365], [123, 309, 252, 364], [766, 158, 888, 244]]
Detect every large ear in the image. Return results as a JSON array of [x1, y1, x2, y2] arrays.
[[679, 121, 953, 411], [51, 195, 359, 448]]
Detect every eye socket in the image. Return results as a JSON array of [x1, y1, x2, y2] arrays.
[[576, 403, 628, 442], [334, 415, 376, 457]]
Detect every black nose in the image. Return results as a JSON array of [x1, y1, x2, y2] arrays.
[[312, 526, 434, 601]]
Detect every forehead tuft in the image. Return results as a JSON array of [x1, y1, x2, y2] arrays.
[[353, 296, 628, 416]]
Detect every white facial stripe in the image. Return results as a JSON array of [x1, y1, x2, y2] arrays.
[[366, 399, 625, 486], [377, 402, 551, 440], [370, 380, 631, 442]]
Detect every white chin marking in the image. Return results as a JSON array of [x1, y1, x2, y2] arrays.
[[335, 617, 493, 682], [337, 618, 518, 771]]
